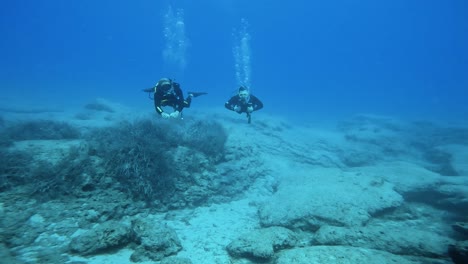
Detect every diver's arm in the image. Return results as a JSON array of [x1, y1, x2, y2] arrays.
[[225, 97, 238, 111], [250, 95, 263, 111]]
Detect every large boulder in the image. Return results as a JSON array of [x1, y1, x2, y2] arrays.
[[69, 220, 132, 255], [258, 168, 403, 230], [274, 245, 450, 264], [130, 218, 182, 262], [350, 161, 442, 194], [226, 226, 298, 261], [314, 224, 454, 258], [160, 256, 193, 264], [354, 162, 468, 212]]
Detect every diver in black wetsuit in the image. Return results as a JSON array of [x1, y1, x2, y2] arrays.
[[143, 78, 206, 119], [224, 86, 263, 123]]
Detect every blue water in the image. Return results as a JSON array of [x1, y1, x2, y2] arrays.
[[1, 0, 467, 122]]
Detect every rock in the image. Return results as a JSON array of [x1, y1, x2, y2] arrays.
[[351, 161, 442, 194], [130, 218, 182, 262], [258, 168, 403, 229], [27, 214, 45, 227], [69, 220, 132, 255], [351, 163, 468, 214], [160, 256, 193, 264], [226, 226, 298, 260], [314, 224, 454, 258], [8, 221, 45, 248], [275, 245, 448, 264]]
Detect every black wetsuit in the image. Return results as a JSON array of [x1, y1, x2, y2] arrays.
[[224, 94, 263, 113], [153, 82, 191, 115]]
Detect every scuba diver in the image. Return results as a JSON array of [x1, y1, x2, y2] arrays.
[[143, 78, 207, 119], [225, 86, 263, 123]]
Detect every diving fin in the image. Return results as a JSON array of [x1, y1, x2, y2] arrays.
[[142, 88, 155, 93], [188, 92, 208, 98]]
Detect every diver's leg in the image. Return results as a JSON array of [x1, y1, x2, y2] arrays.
[[184, 96, 192, 108]]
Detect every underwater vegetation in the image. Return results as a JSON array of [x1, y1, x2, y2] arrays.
[[88, 119, 227, 203], [0, 118, 228, 206]]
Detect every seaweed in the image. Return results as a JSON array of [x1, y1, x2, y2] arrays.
[[86, 119, 178, 202], [85, 118, 228, 204], [0, 149, 32, 191], [31, 147, 95, 199]]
